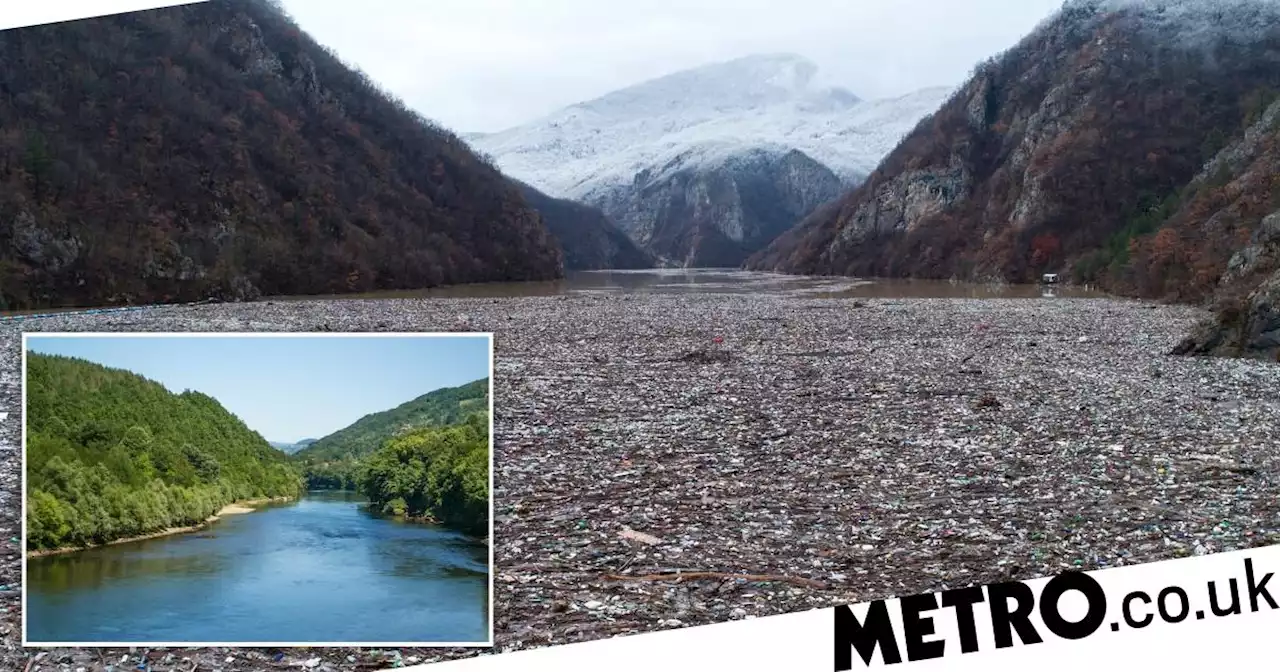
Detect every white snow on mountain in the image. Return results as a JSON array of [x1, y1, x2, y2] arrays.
[[1049, 0, 1280, 45], [466, 53, 953, 202]]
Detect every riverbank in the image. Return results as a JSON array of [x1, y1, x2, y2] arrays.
[[25, 496, 294, 558], [375, 504, 492, 543], [216, 495, 293, 517], [3, 290, 1280, 669]]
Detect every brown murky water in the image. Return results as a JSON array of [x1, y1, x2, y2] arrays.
[[271, 269, 1107, 302], [1, 270, 1106, 319]]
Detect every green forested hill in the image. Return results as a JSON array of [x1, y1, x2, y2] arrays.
[[25, 353, 303, 551], [294, 379, 490, 536], [359, 413, 490, 536], [293, 378, 488, 465]]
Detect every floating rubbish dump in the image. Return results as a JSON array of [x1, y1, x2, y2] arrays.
[[974, 392, 1001, 409], [676, 347, 734, 364], [618, 527, 663, 546], [2, 291, 1279, 670]]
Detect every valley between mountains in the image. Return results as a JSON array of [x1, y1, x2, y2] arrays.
[[1, 0, 1277, 359], [1, 0, 1280, 669]]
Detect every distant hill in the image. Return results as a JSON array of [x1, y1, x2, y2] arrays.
[[596, 147, 844, 267], [293, 378, 489, 465], [0, 0, 562, 310], [268, 437, 318, 454], [25, 353, 303, 551]]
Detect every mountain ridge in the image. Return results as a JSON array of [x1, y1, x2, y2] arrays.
[[0, 0, 563, 310], [749, 11, 1274, 268], [469, 53, 948, 266], [746, 0, 1280, 360], [292, 377, 489, 465], [268, 438, 317, 455], [469, 54, 950, 199]]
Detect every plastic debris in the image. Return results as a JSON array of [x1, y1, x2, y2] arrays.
[[618, 527, 663, 546], [1, 290, 1278, 670]]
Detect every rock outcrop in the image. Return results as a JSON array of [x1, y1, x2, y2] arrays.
[[1174, 211, 1280, 360], [597, 148, 843, 267], [1150, 92, 1280, 361]]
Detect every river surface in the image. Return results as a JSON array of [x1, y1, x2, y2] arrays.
[[1, 270, 1106, 318], [25, 491, 490, 645], [270, 269, 1106, 302]]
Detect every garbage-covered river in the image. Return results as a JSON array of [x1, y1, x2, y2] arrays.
[[25, 491, 490, 644], [267, 269, 1107, 301]]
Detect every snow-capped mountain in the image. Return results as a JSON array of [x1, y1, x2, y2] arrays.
[[468, 53, 952, 266], [468, 53, 951, 197]]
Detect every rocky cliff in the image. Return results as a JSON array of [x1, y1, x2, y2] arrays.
[[0, 0, 563, 309], [1170, 96, 1280, 360], [1174, 226, 1280, 361], [512, 181, 654, 270], [747, 0, 1280, 359], [748, 1, 1280, 281], [595, 147, 843, 267]]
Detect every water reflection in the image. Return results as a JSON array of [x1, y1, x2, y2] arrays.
[[30, 550, 232, 591], [26, 491, 489, 644]]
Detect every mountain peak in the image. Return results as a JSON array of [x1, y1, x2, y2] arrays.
[[680, 52, 820, 92], [571, 53, 853, 120]]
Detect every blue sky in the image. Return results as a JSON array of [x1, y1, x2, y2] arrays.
[[25, 334, 491, 442]]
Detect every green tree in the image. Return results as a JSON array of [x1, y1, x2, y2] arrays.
[[24, 353, 304, 551], [354, 412, 489, 536]]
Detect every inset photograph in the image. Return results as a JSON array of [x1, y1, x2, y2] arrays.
[[22, 332, 492, 647]]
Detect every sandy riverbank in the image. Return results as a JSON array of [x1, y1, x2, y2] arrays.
[[215, 496, 293, 517], [24, 496, 294, 558], [216, 504, 256, 515], [2, 291, 1279, 670]]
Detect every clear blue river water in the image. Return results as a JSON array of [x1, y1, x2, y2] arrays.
[[26, 491, 489, 644]]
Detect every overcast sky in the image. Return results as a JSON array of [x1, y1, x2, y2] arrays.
[[275, 0, 1066, 133]]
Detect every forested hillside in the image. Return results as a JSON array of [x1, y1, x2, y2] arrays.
[[25, 353, 303, 551], [294, 380, 490, 536], [747, 0, 1280, 360], [359, 413, 489, 536], [512, 180, 654, 270], [0, 0, 563, 310], [1169, 96, 1280, 359], [293, 378, 488, 468]]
